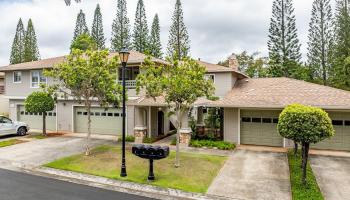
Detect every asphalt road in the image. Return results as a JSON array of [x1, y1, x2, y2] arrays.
[[0, 169, 155, 200]]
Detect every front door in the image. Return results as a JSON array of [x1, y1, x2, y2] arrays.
[[158, 111, 164, 135]]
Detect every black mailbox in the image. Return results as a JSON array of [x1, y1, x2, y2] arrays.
[[132, 144, 170, 180]]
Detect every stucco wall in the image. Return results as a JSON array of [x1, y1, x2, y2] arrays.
[[224, 108, 240, 144]]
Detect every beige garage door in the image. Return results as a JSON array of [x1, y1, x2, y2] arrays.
[[312, 112, 350, 151], [74, 107, 123, 135], [18, 105, 56, 131], [240, 110, 283, 147]]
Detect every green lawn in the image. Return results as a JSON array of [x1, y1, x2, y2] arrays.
[[0, 139, 24, 148], [45, 145, 227, 193], [288, 150, 324, 200]]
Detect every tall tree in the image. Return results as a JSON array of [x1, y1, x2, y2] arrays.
[[149, 14, 162, 58], [330, 0, 350, 90], [91, 4, 106, 50], [111, 0, 131, 51], [267, 0, 302, 78], [45, 50, 122, 155], [167, 0, 190, 60], [132, 0, 149, 53], [307, 0, 334, 85], [136, 57, 214, 167], [73, 10, 89, 41], [24, 19, 40, 62], [10, 18, 26, 64]]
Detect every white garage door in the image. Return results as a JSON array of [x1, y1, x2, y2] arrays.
[[18, 105, 56, 131], [74, 107, 123, 135], [240, 110, 283, 147], [312, 112, 350, 151]]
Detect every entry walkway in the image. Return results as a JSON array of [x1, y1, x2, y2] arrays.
[[208, 149, 291, 200]]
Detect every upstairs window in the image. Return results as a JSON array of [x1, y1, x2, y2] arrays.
[[31, 70, 46, 88], [205, 74, 215, 83], [13, 71, 22, 83]]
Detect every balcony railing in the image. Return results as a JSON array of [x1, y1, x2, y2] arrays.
[[118, 80, 137, 89], [0, 86, 4, 94]]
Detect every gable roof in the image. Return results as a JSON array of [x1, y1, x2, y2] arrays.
[[196, 60, 248, 79], [209, 77, 350, 110], [0, 51, 166, 72], [0, 52, 248, 77]]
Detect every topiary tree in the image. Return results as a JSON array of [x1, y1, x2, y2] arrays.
[[278, 104, 334, 184], [25, 91, 55, 136]]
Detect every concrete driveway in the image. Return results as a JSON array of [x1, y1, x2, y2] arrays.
[[311, 156, 350, 200], [208, 150, 291, 200], [0, 136, 113, 168]]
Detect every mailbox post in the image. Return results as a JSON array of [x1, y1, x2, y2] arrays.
[[132, 144, 170, 181]]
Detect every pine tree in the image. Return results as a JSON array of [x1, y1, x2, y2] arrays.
[[73, 10, 89, 41], [24, 19, 40, 62], [149, 14, 162, 58], [132, 0, 149, 53], [307, 0, 333, 85], [330, 0, 350, 90], [91, 4, 106, 50], [10, 18, 26, 64], [267, 0, 302, 78], [167, 0, 190, 60], [111, 0, 131, 51]]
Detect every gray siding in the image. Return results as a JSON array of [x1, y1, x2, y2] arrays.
[[5, 70, 55, 97], [127, 105, 135, 136], [0, 95, 8, 114], [210, 72, 237, 97], [224, 108, 239, 144]]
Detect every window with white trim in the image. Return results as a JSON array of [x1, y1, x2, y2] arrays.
[[204, 74, 215, 83], [13, 71, 22, 83], [31, 70, 47, 88]]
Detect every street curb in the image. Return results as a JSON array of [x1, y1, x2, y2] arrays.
[[25, 166, 234, 200]]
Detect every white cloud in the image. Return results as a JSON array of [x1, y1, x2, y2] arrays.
[[0, 0, 322, 66]]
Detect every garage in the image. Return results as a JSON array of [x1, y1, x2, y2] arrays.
[[18, 105, 56, 131], [240, 110, 283, 147], [312, 112, 350, 151], [74, 107, 123, 135]]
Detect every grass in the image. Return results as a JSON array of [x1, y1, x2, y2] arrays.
[[0, 139, 24, 148], [288, 150, 324, 200], [27, 132, 65, 139], [45, 145, 227, 193]]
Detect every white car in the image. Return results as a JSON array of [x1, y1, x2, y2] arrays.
[[0, 115, 29, 136]]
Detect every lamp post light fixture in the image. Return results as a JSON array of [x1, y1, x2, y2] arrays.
[[119, 47, 130, 177]]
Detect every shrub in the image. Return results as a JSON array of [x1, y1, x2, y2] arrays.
[[278, 104, 334, 184], [190, 139, 235, 150], [118, 136, 135, 142]]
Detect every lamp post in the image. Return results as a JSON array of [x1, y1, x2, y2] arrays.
[[119, 47, 130, 177]]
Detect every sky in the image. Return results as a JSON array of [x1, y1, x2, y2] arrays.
[[0, 0, 329, 66]]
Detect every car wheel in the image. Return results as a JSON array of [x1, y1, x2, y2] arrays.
[[17, 127, 27, 136]]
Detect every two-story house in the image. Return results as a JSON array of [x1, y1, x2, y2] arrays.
[[1, 52, 350, 151]]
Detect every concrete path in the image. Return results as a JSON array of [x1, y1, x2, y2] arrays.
[[208, 150, 291, 200], [310, 156, 350, 200], [0, 136, 113, 167]]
